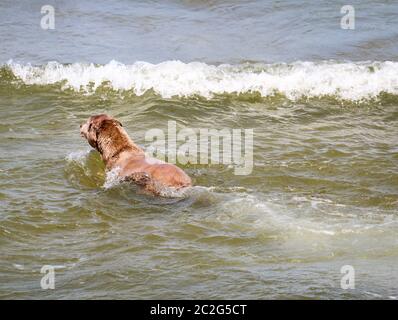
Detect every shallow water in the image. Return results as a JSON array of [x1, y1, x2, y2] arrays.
[[1, 0, 398, 299]]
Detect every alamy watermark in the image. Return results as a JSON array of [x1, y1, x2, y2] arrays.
[[40, 5, 55, 30], [341, 5, 355, 30], [340, 265, 355, 290], [39, 5, 356, 32], [40, 265, 55, 289], [145, 121, 254, 175], [37, 263, 355, 291]]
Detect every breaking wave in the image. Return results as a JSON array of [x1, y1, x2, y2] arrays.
[[4, 59, 398, 101]]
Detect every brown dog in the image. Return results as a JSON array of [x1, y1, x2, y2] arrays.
[[80, 114, 192, 195]]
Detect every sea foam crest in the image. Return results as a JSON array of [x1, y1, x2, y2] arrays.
[[6, 60, 398, 100]]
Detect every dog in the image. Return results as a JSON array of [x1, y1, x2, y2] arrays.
[[80, 114, 192, 195]]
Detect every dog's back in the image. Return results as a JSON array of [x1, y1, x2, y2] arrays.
[[80, 114, 192, 195]]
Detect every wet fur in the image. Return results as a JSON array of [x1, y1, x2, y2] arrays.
[[80, 114, 192, 196]]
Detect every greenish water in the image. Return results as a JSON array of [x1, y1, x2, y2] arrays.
[[1, 0, 398, 299], [1, 70, 397, 299]]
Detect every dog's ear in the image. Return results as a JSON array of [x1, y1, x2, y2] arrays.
[[109, 119, 122, 127], [87, 118, 122, 151], [99, 119, 122, 129]]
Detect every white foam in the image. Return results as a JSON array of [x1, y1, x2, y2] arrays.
[[213, 192, 398, 240], [103, 167, 122, 189], [6, 60, 398, 101], [13, 263, 24, 270], [65, 149, 91, 165]]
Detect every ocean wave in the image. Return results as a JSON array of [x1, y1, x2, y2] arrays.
[[4, 59, 398, 101]]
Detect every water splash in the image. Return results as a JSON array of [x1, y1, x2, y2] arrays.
[[103, 167, 122, 189], [65, 149, 91, 165]]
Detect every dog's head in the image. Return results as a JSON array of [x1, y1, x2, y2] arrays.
[[80, 114, 122, 150]]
